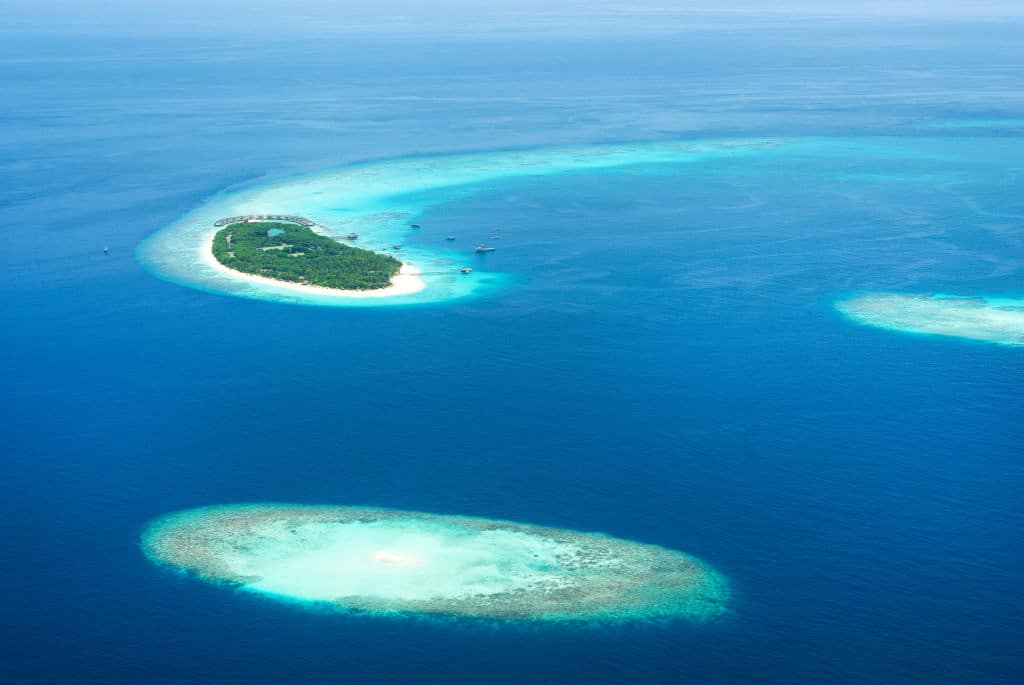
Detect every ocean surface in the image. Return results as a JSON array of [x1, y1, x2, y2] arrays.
[[3, 8, 1024, 684]]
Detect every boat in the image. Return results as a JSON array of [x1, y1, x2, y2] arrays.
[[475, 244, 495, 253], [410, 223, 421, 228], [103, 245, 109, 254], [346, 233, 358, 240], [393, 244, 401, 250], [460, 267, 473, 274], [446, 235, 456, 241]]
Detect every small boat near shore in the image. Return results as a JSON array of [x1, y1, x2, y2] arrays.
[[460, 267, 473, 274], [475, 244, 495, 253], [345, 233, 358, 240]]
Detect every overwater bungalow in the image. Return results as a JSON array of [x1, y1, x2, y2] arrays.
[[213, 214, 314, 228]]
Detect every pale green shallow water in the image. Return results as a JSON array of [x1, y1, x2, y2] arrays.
[[136, 139, 783, 306], [141, 504, 729, 622], [836, 293, 1024, 346]]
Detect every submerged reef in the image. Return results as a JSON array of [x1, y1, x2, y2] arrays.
[[141, 504, 729, 622], [837, 293, 1024, 346]]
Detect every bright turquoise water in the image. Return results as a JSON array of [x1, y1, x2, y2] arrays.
[[3, 9, 1024, 685]]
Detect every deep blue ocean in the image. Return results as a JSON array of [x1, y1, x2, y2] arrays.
[[3, 7, 1023, 684]]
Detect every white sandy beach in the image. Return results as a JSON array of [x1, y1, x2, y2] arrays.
[[200, 232, 426, 299]]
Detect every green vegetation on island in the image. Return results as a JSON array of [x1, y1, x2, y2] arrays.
[[212, 221, 402, 290]]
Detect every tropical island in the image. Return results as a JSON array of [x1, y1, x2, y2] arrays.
[[211, 218, 402, 290]]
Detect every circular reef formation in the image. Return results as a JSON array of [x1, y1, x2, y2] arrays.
[[141, 503, 728, 622]]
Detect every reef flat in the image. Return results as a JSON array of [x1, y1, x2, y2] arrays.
[[141, 504, 729, 622], [837, 293, 1024, 346]]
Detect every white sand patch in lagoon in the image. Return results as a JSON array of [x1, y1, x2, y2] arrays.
[[142, 503, 729, 623], [836, 293, 1024, 346]]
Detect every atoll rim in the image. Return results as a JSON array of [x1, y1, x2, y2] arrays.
[[136, 139, 785, 307], [836, 292, 1024, 346], [141, 503, 729, 623]]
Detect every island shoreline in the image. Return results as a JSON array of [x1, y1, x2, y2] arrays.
[[200, 227, 426, 299]]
